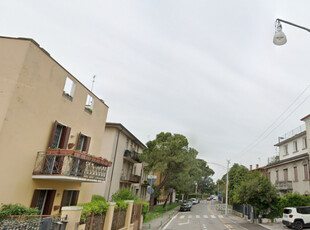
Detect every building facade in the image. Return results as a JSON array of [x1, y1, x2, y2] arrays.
[[266, 115, 310, 195], [93, 123, 150, 201], [0, 36, 110, 215]]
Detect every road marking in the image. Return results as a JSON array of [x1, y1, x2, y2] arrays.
[[218, 215, 223, 218], [178, 219, 190, 226], [203, 223, 207, 229], [196, 215, 200, 218], [179, 215, 185, 219], [203, 215, 208, 218], [188, 215, 192, 218], [211, 215, 216, 218], [162, 212, 179, 230]]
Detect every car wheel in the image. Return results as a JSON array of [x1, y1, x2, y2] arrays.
[[295, 220, 303, 230]]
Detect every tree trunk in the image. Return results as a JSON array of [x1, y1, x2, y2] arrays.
[[163, 192, 170, 208], [149, 166, 172, 212]]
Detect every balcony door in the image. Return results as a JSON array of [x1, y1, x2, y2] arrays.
[[30, 189, 56, 215]]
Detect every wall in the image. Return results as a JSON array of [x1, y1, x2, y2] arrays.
[[0, 37, 108, 212]]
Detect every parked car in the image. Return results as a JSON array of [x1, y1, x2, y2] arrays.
[[180, 201, 192, 211], [186, 200, 194, 206], [282, 206, 310, 229], [191, 198, 199, 204], [207, 197, 212, 201]]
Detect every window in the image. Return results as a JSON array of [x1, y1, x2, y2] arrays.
[[294, 167, 298, 181], [76, 133, 91, 153], [85, 94, 94, 114], [61, 190, 79, 207], [48, 121, 71, 149], [30, 190, 56, 215], [276, 170, 279, 182], [293, 141, 298, 152], [303, 137, 307, 149], [284, 145, 288, 155], [63, 77, 76, 101], [304, 164, 309, 180], [283, 168, 288, 181]]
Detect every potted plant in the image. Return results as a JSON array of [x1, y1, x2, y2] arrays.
[[68, 142, 75, 149]]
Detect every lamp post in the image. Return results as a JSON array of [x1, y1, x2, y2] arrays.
[[209, 161, 230, 215], [273, 18, 310, 46]]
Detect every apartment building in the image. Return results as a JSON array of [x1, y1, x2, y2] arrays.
[[0, 36, 110, 215], [265, 115, 310, 195], [93, 123, 150, 201]]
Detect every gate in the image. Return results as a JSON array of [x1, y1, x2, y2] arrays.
[[131, 204, 142, 230]]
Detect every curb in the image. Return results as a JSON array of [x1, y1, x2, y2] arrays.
[[258, 224, 272, 230], [159, 209, 179, 230]]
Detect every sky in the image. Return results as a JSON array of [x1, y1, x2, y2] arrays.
[[2, 0, 310, 181]]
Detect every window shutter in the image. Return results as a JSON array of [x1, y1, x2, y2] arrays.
[[63, 127, 71, 148], [76, 133, 81, 151], [71, 191, 80, 205], [43, 190, 56, 215], [48, 121, 59, 148], [61, 190, 69, 207], [30, 190, 40, 208], [84, 137, 91, 153]]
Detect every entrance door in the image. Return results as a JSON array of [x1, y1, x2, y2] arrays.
[[30, 189, 56, 215]]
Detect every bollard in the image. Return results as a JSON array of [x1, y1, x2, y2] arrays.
[[149, 223, 151, 229]]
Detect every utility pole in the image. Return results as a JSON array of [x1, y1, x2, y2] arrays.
[[225, 160, 230, 215]]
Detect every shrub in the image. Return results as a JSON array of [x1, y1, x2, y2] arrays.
[[0, 204, 39, 220], [78, 199, 109, 223], [115, 200, 129, 211], [91, 195, 107, 202], [111, 189, 138, 201]]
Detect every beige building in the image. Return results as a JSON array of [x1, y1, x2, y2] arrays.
[[0, 36, 110, 215], [266, 115, 310, 195], [93, 123, 150, 201]]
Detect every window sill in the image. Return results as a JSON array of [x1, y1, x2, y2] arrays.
[[293, 151, 298, 153], [63, 91, 73, 101], [84, 107, 93, 114], [283, 154, 289, 157]]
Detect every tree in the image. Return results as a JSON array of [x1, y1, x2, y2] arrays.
[[236, 172, 278, 217], [139, 132, 196, 211]]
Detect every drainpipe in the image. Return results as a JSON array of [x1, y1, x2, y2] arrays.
[[107, 127, 122, 200]]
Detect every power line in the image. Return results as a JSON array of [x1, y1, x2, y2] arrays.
[[238, 84, 310, 156]]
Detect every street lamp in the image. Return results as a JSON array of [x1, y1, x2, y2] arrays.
[[273, 18, 310, 46], [209, 161, 230, 215]]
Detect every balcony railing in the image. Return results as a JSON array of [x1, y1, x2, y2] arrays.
[[32, 150, 111, 182], [123, 150, 141, 162], [275, 181, 293, 190], [120, 174, 141, 183]]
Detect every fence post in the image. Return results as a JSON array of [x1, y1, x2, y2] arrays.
[[124, 200, 134, 230], [103, 202, 116, 230], [61, 206, 83, 230]]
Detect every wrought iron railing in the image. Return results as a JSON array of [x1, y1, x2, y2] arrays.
[[33, 150, 109, 181], [123, 150, 140, 162]]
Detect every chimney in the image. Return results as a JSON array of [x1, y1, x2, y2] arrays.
[[250, 165, 252, 171], [256, 164, 259, 169]]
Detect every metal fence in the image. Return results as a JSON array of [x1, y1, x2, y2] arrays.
[[0, 216, 67, 230]]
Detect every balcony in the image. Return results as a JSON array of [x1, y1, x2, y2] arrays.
[[123, 150, 141, 163], [32, 150, 111, 182], [275, 181, 293, 191], [120, 174, 141, 183]]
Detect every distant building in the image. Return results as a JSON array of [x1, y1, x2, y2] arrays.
[[93, 123, 150, 201], [265, 115, 310, 195], [0, 36, 109, 215]]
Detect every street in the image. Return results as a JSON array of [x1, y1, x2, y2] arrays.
[[162, 200, 274, 230]]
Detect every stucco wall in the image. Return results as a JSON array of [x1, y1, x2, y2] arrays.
[[0, 37, 108, 212]]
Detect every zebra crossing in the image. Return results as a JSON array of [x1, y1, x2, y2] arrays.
[[178, 214, 224, 219]]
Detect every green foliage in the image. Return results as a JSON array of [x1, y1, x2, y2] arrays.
[[275, 193, 310, 217], [143, 203, 180, 223], [0, 204, 39, 220], [111, 189, 138, 201], [91, 195, 107, 202], [115, 200, 129, 211], [235, 172, 278, 218], [78, 200, 109, 223]]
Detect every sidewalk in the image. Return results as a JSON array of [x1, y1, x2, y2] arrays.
[[259, 221, 284, 230], [142, 206, 179, 230]]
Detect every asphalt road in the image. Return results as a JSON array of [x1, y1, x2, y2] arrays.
[[162, 200, 270, 230]]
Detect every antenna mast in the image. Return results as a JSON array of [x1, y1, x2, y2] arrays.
[[91, 75, 96, 92]]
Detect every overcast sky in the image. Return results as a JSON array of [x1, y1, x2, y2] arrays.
[[2, 0, 310, 180]]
